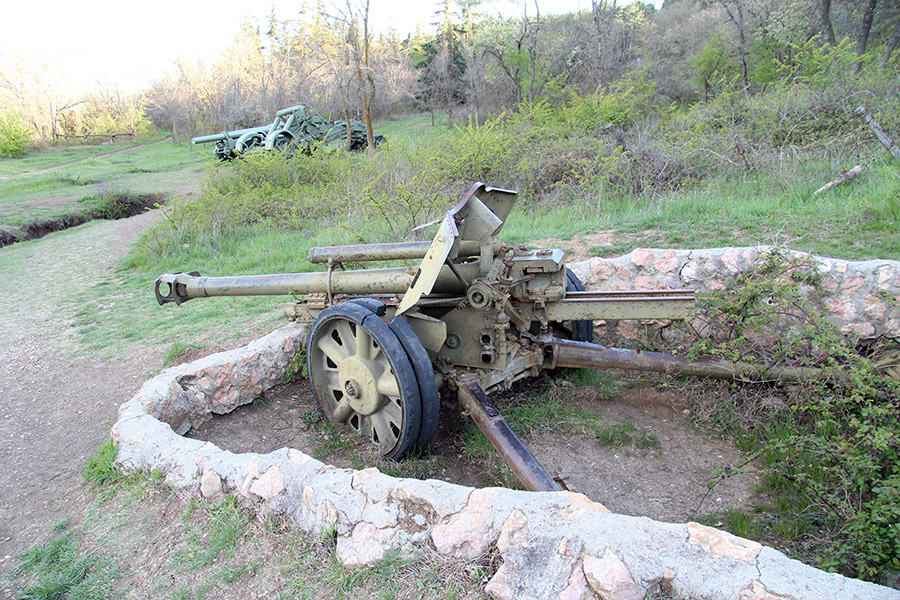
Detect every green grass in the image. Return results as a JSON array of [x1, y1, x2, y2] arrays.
[[0, 138, 163, 175], [374, 112, 451, 145], [0, 136, 206, 225], [162, 341, 203, 367], [502, 161, 900, 260], [171, 497, 251, 571], [83, 440, 121, 487], [13, 526, 120, 600], [596, 421, 662, 453], [68, 222, 360, 359]]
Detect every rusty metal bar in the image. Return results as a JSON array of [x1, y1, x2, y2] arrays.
[[547, 337, 828, 383], [308, 240, 484, 264], [457, 378, 562, 492]]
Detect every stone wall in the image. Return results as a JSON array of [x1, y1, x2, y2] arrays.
[[113, 321, 900, 600], [568, 247, 900, 342]]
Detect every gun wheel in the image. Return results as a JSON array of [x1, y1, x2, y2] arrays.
[[273, 134, 296, 157], [307, 303, 423, 460], [563, 268, 594, 342]]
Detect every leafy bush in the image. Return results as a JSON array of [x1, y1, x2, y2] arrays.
[[692, 35, 739, 99], [683, 251, 900, 580], [597, 70, 658, 129], [0, 110, 32, 157], [78, 191, 154, 220], [425, 117, 522, 186]]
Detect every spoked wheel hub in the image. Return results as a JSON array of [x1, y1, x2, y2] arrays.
[[307, 302, 435, 460]]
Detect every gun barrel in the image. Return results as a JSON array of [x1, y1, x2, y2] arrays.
[[276, 104, 308, 117], [155, 263, 480, 305], [191, 126, 270, 145]]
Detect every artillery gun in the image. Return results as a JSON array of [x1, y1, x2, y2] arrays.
[[191, 103, 382, 160], [191, 125, 271, 161], [155, 183, 842, 491]]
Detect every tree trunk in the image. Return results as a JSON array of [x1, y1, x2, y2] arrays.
[[819, 0, 837, 45], [361, 0, 375, 150], [344, 100, 352, 152], [853, 0, 878, 74], [526, 0, 541, 104], [885, 25, 900, 64], [591, 0, 605, 85], [720, 1, 750, 93]]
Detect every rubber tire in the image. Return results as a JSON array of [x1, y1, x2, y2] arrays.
[[344, 298, 440, 454], [390, 315, 440, 454], [306, 303, 422, 460], [565, 268, 594, 342]]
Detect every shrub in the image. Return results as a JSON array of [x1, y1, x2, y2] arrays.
[[78, 191, 153, 220], [0, 110, 32, 157], [682, 251, 900, 580], [597, 70, 658, 129]]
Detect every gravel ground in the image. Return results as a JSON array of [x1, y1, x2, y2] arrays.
[[0, 210, 166, 569]]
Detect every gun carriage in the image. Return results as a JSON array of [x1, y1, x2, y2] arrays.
[[155, 183, 846, 491], [191, 103, 381, 160]]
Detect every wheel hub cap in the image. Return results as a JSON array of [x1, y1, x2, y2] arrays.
[[337, 357, 381, 416]]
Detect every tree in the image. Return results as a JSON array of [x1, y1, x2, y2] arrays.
[[819, 0, 837, 45], [521, 0, 543, 104], [854, 0, 877, 73], [692, 34, 739, 99], [345, 0, 377, 149], [591, 0, 618, 86], [718, 1, 751, 92], [415, 1, 470, 123]]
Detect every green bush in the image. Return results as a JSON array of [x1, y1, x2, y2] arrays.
[[685, 251, 900, 580], [597, 70, 658, 129], [692, 35, 739, 99], [78, 191, 148, 220], [0, 110, 32, 157]]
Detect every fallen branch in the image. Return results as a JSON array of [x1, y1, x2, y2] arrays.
[[855, 105, 900, 160], [814, 165, 863, 195]]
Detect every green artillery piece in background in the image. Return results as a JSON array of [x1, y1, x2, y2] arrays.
[[191, 125, 271, 160], [191, 103, 384, 160], [156, 183, 848, 492]]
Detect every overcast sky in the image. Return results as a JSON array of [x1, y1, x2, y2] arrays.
[[0, 0, 656, 93]]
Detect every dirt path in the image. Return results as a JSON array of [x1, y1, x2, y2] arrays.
[[0, 211, 167, 568]]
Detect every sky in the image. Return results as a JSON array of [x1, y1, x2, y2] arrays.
[[0, 0, 654, 94]]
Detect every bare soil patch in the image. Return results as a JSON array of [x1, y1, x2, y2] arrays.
[[188, 373, 760, 524], [0, 210, 168, 571]]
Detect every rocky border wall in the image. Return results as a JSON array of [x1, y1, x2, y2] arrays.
[[568, 246, 899, 342], [113, 248, 900, 600]]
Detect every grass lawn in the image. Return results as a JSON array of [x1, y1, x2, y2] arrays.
[[0, 136, 208, 225]]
